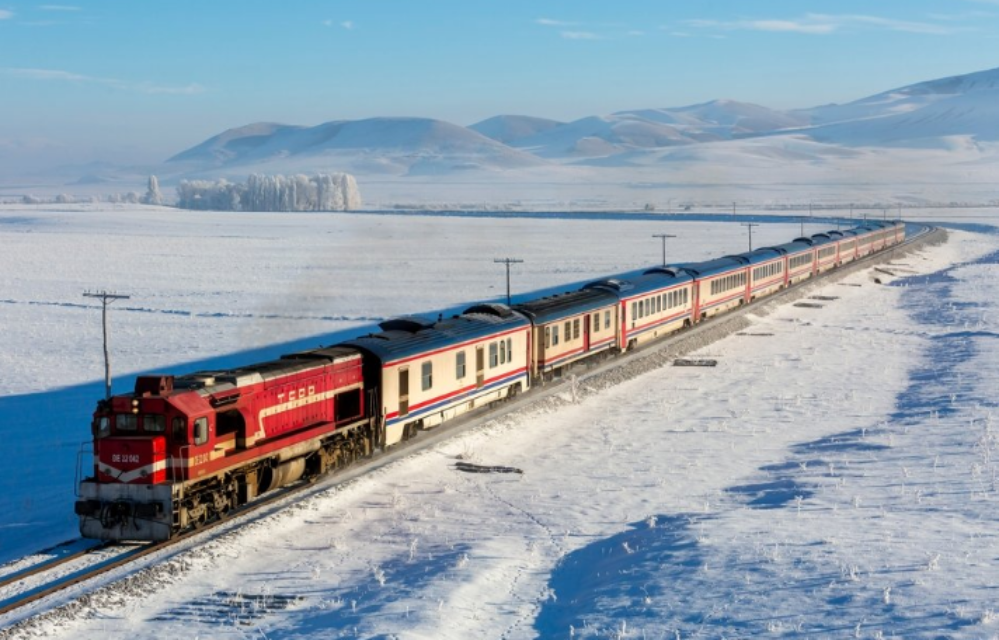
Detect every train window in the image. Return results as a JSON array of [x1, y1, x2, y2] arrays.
[[116, 414, 137, 431], [573, 318, 580, 340], [604, 310, 610, 329], [143, 415, 166, 432], [564, 321, 572, 340], [500, 339, 507, 364], [194, 417, 208, 445], [631, 301, 638, 319], [545, 327, 551, 348], [552, 325, 559, 346], [172, 417, 186, 442], [456, 351, 466, 379], [592, 313, 599, 333], [93, 416, 110, 439], [657, 296, 662, 313], [489, 343, 499, 367], [422, 361, 433, 391], [507, 338, 513, 360]]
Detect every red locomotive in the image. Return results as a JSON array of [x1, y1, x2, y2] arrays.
[[76, 347, 372, 540]]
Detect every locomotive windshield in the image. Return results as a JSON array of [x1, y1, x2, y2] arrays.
[[93, 416, 110, 439], [143, 415, 166, 432]]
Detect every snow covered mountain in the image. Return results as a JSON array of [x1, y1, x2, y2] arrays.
[[792, 66, 999, 146], [168, 117, 546, 175], [468, 115, 564, 144], [162, 66, 999, 186]]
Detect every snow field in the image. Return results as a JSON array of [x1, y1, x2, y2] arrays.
[[14, 227, 999, 639], [4, 207, 999, 638]]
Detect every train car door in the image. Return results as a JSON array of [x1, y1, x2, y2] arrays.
[[476, 346, 485, 389], [398, 368, 409, 418], [690, 280, 704, 324], [583, 314, 591, 351]]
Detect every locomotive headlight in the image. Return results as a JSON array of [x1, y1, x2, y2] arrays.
[[131, 398, 140, 414]]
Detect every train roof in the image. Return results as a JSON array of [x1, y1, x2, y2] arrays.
[[341, 305, 529, 363], [675, 255, 749, 278], [809, 233, 835, 246], [584, 267, 693, 301], [764, 238, 815, 255], [514, 287, 619, 324], [626, 268, 694, 297], [728, 247, 785, 265], [158, 346, 360, 397]]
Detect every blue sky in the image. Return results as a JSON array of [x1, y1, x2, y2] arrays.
[[2, 0, 998, 171]]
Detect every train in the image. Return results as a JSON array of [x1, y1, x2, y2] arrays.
[[75, 219, 906, 541]]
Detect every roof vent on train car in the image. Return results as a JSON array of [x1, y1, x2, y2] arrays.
[[463, 303, 515, 318], [583, 278, 633, 293], [643, 266, 681, 276], [379, 316, 434, 333], [134, 375, 174, 396]]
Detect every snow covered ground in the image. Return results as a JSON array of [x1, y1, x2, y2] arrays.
[[2, 205, 999, 638]]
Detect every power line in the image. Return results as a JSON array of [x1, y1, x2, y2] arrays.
[[651, 233, 677, 267], [493, 258, 523, 306], [83, 290, 130, 400], [740, 222, 760, 252]]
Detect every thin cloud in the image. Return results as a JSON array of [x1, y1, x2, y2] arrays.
[[1, 67, 206, 95], [685, 13, 962, 36], [0, 9, 14, 19], [561, 30, 601, 40], [536, 18, 576, 27], [38, 5, 81, 10]]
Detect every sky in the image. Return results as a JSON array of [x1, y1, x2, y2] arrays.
[[2, 0, 999, 172]]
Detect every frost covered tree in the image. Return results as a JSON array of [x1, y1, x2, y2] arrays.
[[176, 172, 361, 212], [142, 175, 164, 205]]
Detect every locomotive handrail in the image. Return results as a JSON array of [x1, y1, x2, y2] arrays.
[[73, 441, 93, 498]]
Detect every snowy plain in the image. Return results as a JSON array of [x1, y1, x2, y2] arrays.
[[1, 205, 999, 638]]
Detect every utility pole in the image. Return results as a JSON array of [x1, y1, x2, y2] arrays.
[[799, 216, 805, 237], [83, 290, 130, 400], [652, 233, 677, 267], [741, 222, 760, 252], [493, 258, 523, 306]]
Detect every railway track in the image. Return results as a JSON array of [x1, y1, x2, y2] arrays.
[[0, 224, 941, 629]]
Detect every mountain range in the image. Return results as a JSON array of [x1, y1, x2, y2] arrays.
[[166, 66, 999, 180]]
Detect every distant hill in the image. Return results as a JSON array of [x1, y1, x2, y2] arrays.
[[168, 117, 546, 175], [469, 115, 565, 144], [791, 66, 999, 146], [163, 66, 999, 182]]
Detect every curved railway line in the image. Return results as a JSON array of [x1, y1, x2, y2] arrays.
[[0, 223, 943, 631]]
